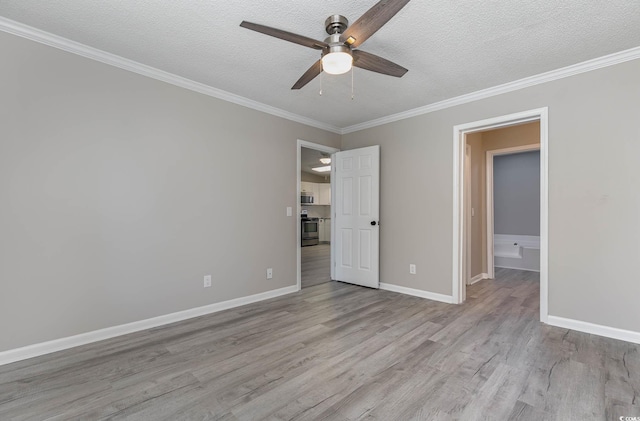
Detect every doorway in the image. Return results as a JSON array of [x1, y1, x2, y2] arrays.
[[486, 145, 541, 277], [297, 140, 339, 290], [452, 108, 549, 323]]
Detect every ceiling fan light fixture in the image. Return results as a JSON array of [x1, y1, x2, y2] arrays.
[[240, 0, 411, 90], [319, 157, 332, 165], [322, 51, 352, 75]]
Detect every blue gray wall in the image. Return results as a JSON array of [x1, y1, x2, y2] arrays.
[[493, 151, 540, 236]]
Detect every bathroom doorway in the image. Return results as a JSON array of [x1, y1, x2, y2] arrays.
[[453, 108, 549, 322]]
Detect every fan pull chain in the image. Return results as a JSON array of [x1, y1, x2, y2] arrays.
[[351, 67, 354, 100], [319, 71, 323, 96]]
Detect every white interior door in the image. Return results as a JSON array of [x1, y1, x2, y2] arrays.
[[333, 145, 380, 288]]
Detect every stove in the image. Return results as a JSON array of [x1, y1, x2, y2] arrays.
[[301, 216, 319, 247]]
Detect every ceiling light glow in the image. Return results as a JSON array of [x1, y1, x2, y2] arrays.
[[311, 165, 331, 173], [322, 52, 352, 75]]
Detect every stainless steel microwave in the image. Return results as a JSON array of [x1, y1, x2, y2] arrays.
[[301, 192, 314, 204]]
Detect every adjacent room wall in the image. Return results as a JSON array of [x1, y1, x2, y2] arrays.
[[493, 151, 541, 236], [466, 133, 484, 279], [0, 32, 340, 352], [301, 172, 329, 183], [342, 57, 640, 334], [481, 122, 540, 151]]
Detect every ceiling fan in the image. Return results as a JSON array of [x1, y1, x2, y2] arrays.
[[240, 0, 410, 90]]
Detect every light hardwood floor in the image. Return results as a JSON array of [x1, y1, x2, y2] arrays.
[[1, 268, 639, 420], [301, 244, 331, 288]]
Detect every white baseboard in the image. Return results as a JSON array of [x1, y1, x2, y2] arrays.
[[547, 315, 640, 345], [494, 265, 540, 273], [0, 285, 298, 366], [380, 283, 453, 304], [469, 273, 490, 285]]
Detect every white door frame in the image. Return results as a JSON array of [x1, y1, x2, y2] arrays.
[[485, 144, 541, 279], [297, 139, 340, 291], [464, 144, 472, 286], [452, 107, 549, 323]]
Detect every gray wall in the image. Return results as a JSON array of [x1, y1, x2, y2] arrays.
[[0, 32, 340, 352], [342, 57, 640, 333], [493, 151, 540, 235]]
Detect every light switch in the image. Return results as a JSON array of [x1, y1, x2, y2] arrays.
[[286, 206, 292, 217]]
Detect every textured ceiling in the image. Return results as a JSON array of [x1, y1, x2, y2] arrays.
[[1, 1, 639, 130]]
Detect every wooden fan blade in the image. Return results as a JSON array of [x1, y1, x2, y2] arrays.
[[240, 21, 328, 50], [340, 0, 410, 48], [292, 60, 323, 90], [352, 50, 408, 77]]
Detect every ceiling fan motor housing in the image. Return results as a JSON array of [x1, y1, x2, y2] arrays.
[[323, 34, 351, 57], [322, 15, 352, 74], [325, 15, 348, 35], [323, 15, 352, 60]]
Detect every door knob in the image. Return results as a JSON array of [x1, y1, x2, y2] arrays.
[[370, 221, 377, 226]]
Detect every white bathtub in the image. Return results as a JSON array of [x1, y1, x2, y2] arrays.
[[494, 242, 522, 258], [494, 234, 540, 272]]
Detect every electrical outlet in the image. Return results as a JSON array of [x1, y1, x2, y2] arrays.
[[266, 268, 273, 279], [204, 275, 212, 288], [409, 264, 416, 275]]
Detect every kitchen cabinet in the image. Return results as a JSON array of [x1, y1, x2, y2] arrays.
[[318, 183, 331, 205], [318, 219, 326, 242], [312, 183, 321, 202], [319, 218, 331, 243], [300, 182, 314, 193], [324, 218, 331, 242]]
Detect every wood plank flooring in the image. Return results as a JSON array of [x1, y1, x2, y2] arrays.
[[1, 268, 639, 420], [301, 244, 331, 288]]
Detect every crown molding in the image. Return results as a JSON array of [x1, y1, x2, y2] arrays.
[[341, 45, 640, 134], [2, 16, 639, 136], [0, 16, 342, 134]]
